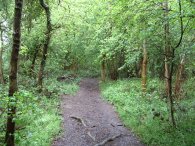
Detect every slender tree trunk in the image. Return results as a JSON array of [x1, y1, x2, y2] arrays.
[[168, 51, 176, 127], [29, 47, 39, 75], [174, 0, 185, 99], [5, 1, 23, 146], [141, 40, 147, 92], [164, 0, 171, 97], [175, 54, 185, 98], [109, 59, 118, 80], [164, 56, 170, 95], [64, 49, 71, 70], [37, 0, 51, 88], [164, 0, 176, 127], [165, 0, 184, 127], [70, 57, 77, 72], [27, 15, 32, 33], [28, 16, 36, 76], [101, 55, 106, 82], [0, 26, 5, 84]]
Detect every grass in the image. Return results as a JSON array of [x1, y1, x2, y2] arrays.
[[100, 78, 195, 146], [0, 74, 80, 146], [0, 90, 61, 146], [14, 94, 61, 146]]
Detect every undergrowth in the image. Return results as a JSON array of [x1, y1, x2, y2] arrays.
[[101, 78, 195, 146], [0, 72, 80, 146]]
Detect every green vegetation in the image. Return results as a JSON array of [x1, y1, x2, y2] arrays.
[[0, 0, 194, 145], [0, 74, 79, 146], [0, 88, 61, 146], [101, 79, 195, 146]]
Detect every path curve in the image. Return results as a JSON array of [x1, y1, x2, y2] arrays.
[[53, 78, 144, 146]]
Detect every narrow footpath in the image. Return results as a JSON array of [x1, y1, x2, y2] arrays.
[[53, 78, 144, 146]]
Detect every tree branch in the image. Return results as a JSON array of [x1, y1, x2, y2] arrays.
[[174, 0, 184, 49]]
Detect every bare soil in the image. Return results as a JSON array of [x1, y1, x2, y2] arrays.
[[53, 78, 144, 146]]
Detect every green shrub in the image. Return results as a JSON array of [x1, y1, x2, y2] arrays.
[[0, 88, 61, 146]]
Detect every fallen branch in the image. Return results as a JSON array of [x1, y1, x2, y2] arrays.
[[70, 116, 87, 127], [94, 134, 122, 146]]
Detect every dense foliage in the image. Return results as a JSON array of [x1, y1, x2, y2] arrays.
[[0, 0, 194, 145]]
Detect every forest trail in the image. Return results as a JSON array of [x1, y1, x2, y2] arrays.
[[52, 78, 144, 146]]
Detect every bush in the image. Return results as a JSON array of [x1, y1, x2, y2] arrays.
[[0, 88, 61, 146]]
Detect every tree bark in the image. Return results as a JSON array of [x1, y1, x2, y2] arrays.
[[173, 0, 184, 99], [5, 0, 23, 146], [29, 46, 39, 75], [141, 40, 147, 92], [164, 0, 176, 127], [0, 25, 5, 84], [109, 59, 118, 80], [70, 57, 78, 72], [101, 55, 106, 82], [37, 0, 52, 88], [164, 0, 171, 97], [175, 54, 185, 98]]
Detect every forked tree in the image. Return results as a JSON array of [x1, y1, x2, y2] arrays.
[[164, 0, 184, 127]]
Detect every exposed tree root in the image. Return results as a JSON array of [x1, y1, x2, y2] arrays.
[[111, 123, 123, 127], [70, 116, 96, 141], [94, 134, 122, 146], [70, 116, 87, 127], [87, 131, 96, 141]]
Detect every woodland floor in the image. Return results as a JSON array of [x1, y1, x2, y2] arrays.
[[52, 78, 144, 146]]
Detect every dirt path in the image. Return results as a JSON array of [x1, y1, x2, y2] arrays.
[[53, 78, 144, 146]]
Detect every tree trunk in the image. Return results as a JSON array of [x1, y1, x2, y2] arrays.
[[5, 1, 23, 146], [141, 40, 147, 92], [109, 59, 118, 80], [164, 0, 171, 97], [70, 57, 78, 72], [101, 57, 106, 82], [164, 0, 176, 127], [174, 0, 184, 99], [37, 0, 51, 88], [175, 54, 185, 98], [29, 46, 39, 75], [0, 26, 5, 84]]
